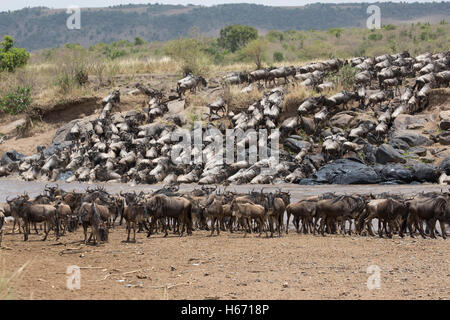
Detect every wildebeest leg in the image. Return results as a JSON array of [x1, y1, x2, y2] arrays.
[[428, 219, 437, 239], [285, 212, 291, 234], [216, 217, 220, 236], [133, 222, 137, 242], [24, 221, 29, 241], [438, 219, 447, 239], [83, 225, 88, 244], [126, 221, 131, 242], [416, 218, 426, 239], [42, 225, 50, 241], [243, 218, 248, 238]]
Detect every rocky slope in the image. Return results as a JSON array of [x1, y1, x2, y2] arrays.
[[1, 50, 450, 185]]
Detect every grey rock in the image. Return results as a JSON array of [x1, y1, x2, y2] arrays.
[[1, 150, 26, 166], [303, 159, 381, 184], [376, 144, 406, 164]]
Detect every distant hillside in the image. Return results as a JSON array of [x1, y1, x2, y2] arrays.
[[0, 2, 449, 51]]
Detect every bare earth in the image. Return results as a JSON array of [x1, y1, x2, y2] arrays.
[[1, 227, 449, 300], [0, 182, 449, 300]]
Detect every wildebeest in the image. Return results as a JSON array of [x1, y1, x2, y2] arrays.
[[405, 195, 447, 239], [285, 199, 317, 234], [146, 194, 193, 237], [0, 211, 4, 247], [77, 202, 108, 245], [315, 195, 366, 236], [200, 194, 224, 236], [12, 197, 60, 241], [230, 199, 267, 238], [362, 198, 408, 238], [177, 74, 207, 99]]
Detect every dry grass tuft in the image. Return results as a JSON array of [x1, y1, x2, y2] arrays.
[[282, 85, 316, 119], [223, 86, 264, 113], [0, 260, 30, 300]]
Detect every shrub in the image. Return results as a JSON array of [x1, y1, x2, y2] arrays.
[[273, 51, 284, 62], [241, 39, 268, 69], [329, 65, 357, 90], [134, 37, 146, 46], [0, 36, 30, 72], [218, 25, 258, 52], [0, 86, 32, 115], [368, 33, 383, 41], [165, 38, 210, 75]]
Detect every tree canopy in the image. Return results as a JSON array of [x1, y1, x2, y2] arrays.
[[218, 24, 258, 53], [0, 35, 30, 72]]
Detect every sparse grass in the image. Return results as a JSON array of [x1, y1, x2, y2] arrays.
[[0, 260, 30, 300], [283, 85, 315, 116], [223, 86, 264, 113]]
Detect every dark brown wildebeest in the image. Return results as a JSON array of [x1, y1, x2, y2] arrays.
[[54, 201, 72, 235], [265, 192, 285, 237], [146, 194, 192, 237], [77, 202, 107, 245], [177, 74, 207, 99], [200, 194, 224, 236], [123, 198, 148, 242], [285, 199, 317, 234], [405, 195, 447, 239], [316, 195, 366, 236], [230, 200, 267, 238], [11, 197, 59, 241], [0, 211, 4, 247], [362, 198, 408, 238]]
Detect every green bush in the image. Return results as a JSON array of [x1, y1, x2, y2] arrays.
[[329, 65, 357, 90], [218, 25, 258, 53], [368, 33, 383, 41], [273, 51, 284, 62], [165, 38, 211, 75], [0, 86, 32, 115], [0, 36, 30, 72], [134, 37, 146, 46]]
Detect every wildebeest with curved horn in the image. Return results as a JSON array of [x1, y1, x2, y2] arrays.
[[177, 74, 208, 99], [146, 194, 193, 237]]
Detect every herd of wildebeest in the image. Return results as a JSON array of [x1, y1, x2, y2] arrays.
[[0, 50, 449, 185], [0, 184, 448, 247]]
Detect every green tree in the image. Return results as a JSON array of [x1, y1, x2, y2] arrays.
[[218, 24, 258, 53], [241, 39, 268, 69], [0, 36, 30, 72], [165, 38, 210, 75], [273, 51, 284, 62], [134, 37, 146, 46]]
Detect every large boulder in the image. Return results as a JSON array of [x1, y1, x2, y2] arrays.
[[438, 131, 450, 145], [410, 161, 440, 182], [284, 137, 311, 152], [390, 130, 432, 147], [439, 110, 450, 130], [375, 144, 406, 164], [439, 156, 450, 175], [1, 150, 26, 166], [301, 158, 381, 184], [376, 164, 414, 183]]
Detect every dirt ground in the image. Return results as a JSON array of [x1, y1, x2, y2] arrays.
[[1, 222, 448, 300]]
